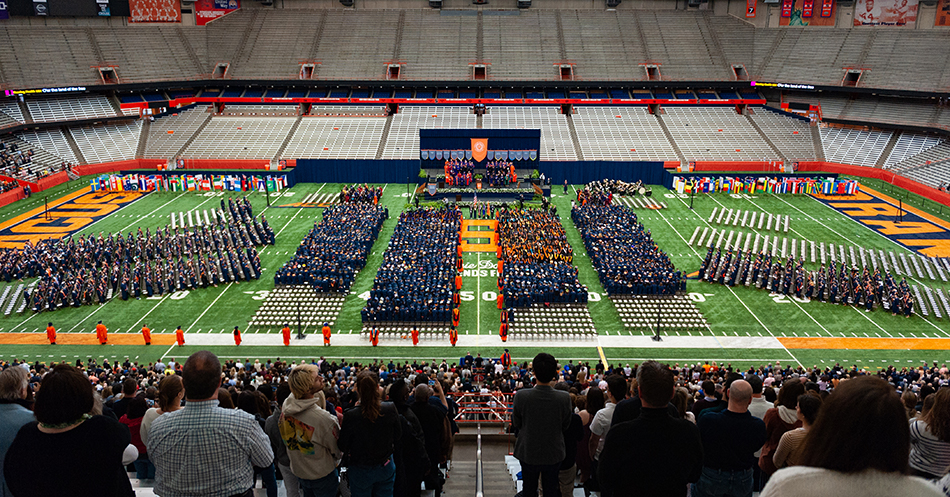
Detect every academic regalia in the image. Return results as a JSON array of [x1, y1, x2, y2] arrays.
[[46, 325, 56, 345], [233, 327, 242, 346], [176, 327, 185, 346], [411, 327, 419, 346], [282, 326, 291, 346], [322, 325, 331, 346], [449, 328, 457, 346], [96, 323, 107, 344], [141, 326, 151, 345], [370, 328, 379, 347]]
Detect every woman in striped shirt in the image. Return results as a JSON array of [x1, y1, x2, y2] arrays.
[[909, 388, 950, 480]]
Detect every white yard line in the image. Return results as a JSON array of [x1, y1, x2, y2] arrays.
[[274, 184, 326, 238], [185, 283, 233, 333], [128, 294, 171, 332], [118, 192, 187, 232]]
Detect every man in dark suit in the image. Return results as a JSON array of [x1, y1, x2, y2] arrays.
[[598, 361, 703, 497], [512, 352, 572, 497]]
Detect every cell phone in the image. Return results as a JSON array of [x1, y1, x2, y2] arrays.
[[429, 379, 435, 386]]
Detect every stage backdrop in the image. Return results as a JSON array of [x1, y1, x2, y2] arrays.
[[419, 129, 541, 169]]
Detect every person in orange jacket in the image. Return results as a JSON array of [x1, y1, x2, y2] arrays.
[[233, 326, 242, 346], [281, 324, 291, 346], [322, 322, 331, 346], [449, 327, 458, 346], [175, 326, 185, 346], [411, 327, 419, 346], [46, 322, 56, 345], [96, 321, 107, 345], [141, 325, 151, 346]]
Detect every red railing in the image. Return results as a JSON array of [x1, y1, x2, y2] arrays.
[[449, 391, 512, 426]]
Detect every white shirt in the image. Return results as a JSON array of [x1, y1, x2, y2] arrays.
[[589, 401, 616, 461], [761, 466, 941, 497]]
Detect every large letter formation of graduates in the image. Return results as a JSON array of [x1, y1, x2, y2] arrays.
[[361, 205, 462, 325], [572, 183, 684, 296], [15, 196, 273, 313], [274, 202, 387, 292], [699, 246, 916, 317], [498, 207, 587, 308]]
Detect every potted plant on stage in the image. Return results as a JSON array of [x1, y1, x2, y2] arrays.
[[475, 174, 483, 190]]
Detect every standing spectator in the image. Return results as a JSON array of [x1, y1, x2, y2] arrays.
[[4, 364, 136, 497], [692, 380, 766, 497], [238, 391, 278, 497], [140, 374, 183, 447], [555, 383, 583, 497], [112, 378, 137, 419], [692, 380, 719, 417], [761, 376, 943, 497], [576, 387, 604, 487], [909, 387, 950, 479], [149, 351, 274, 497], [512, 353, 572, 497], [772, 394, 822, 469], [0, 366, 33, 497], [409, 384, 450, 496], [598, 361, 703, 496], [120, 397, 155, 480], [388, 378, 429, 497], [339, 370, 401, 497], [759, 378, 805, 478], [588, 374, 626, 468], [265, 383, 301, 497], [280, 364, 341, 497]]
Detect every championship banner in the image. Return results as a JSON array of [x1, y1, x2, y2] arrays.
[[938, 0, 950, 26], [129, 0, 182, 23], [854, 0, 918, 26], [781, 0, 794, 17], [0, 2, 8, 20], [802, 0, 814, 17], [782, 0, 836, 25], [195, 0, 240, 26], [746, 0, 756, 17]]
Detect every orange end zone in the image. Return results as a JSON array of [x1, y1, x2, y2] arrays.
[[0, 333, 176, 346], [779, 337, 950, 350]]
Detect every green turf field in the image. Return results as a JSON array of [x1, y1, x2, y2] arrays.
[[2, 178, 950, 371]]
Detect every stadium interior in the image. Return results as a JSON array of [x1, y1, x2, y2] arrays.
[[2, 0, 950, 495]]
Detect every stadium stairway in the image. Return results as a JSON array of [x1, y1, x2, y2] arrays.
[[63, 126, 87, 164], [444, 436, 517, 497], [655, 113, 687, 165], [135, 118, 150, 159], [272, 114, 303, 162], [746, 113, 787, 163], [17, 100, 33, 124], [810, 126, 825, 161], [565, 112, 584, 161], [876, 133, 902, 168]]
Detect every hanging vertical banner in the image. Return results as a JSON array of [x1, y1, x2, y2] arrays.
[[96, 0, 110, 16], [781, 0, 794, 17], [746, 0, 756, 17], [802, 0, 814, 16], [0, 2, 8, 20], [195, 0, 240, 26], [129, 0, 181, 23], [821, 0, 834, 16], [937, 0, 950, 26], [34, 0, 48, 16]]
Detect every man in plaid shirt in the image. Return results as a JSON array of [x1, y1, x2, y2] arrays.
[[148, 351, 274, 497]]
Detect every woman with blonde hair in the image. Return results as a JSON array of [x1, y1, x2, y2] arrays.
[[339, 370, 401, 497]]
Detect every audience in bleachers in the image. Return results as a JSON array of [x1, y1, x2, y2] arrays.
[[573, 203, 684, 296], [274, 204, 387, 292], [362, 205, 461, 325], [4, 354, 950, 496], [498, 207, 588, 308]]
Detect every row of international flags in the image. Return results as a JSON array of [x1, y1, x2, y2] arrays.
[[91, 173, 289, 193], [672, 176, 860, 196]]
